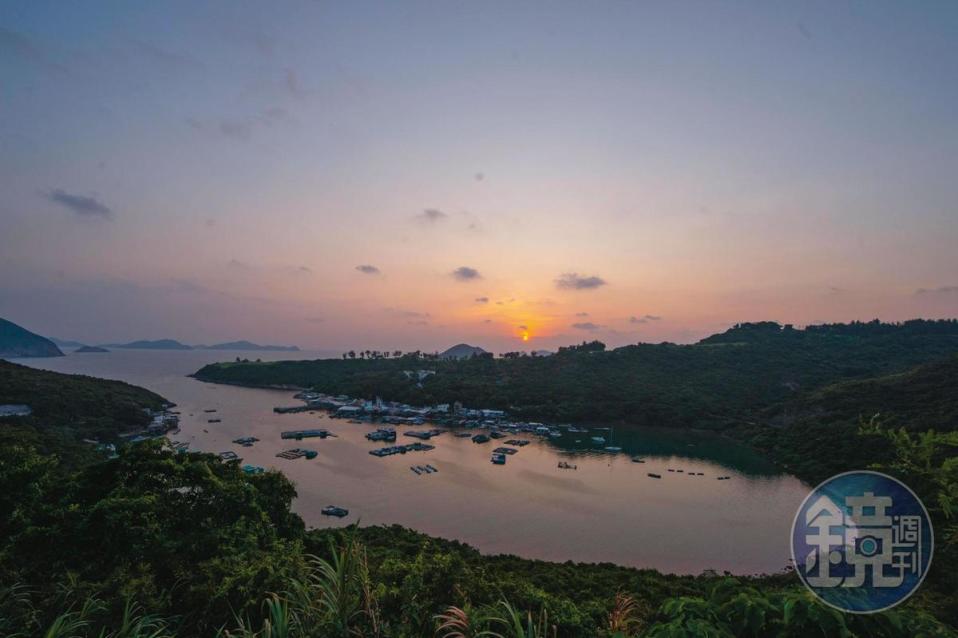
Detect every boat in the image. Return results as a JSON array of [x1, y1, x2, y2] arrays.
[[425, 464, 438, 473], [558, 461, 577, 470], [321, 506, 349, 518], [472, 434, 490, 444], [631, 457, 645, 463], [647, 473, 662, 479], [410, 466, 421, 475], [208, 418, 222, 423], [242, 464, 265, 475], [219, 451, 240, 461], [604, 446, 622, 452], [490, 452, 506, 465], [590, 436, 606, 444]]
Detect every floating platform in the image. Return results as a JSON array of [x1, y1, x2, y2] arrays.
[[281, 429, 330, 440]]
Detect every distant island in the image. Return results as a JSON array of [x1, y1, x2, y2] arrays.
[[438, 343, 487, 359], [102, 339, 299, 351], [197, 340, 300, 352], [47, 336, 87, 349], [74, 345, 109, 353], [0, 317, 64, 358], [106, 339, 193, 350]]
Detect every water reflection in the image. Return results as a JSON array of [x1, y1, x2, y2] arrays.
[[15, 349, 810, 575]]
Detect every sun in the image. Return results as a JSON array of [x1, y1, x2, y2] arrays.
[[521, 331, 530, 342]]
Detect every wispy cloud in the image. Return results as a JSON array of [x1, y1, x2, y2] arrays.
[[452, 266, 481, 281], [575, 311, 589, 317], [916, 285, 958, 295], [629, 314, 662, 324], [475, 296, 489, 303], [572, 321, 602, 331], [187, 107, 288, 141], [556, 273, 606, 290], [355, 264, 381, 275], [44, 188, 113, 219], [416, 208, 448, 224], [285, 68, 305, 99]]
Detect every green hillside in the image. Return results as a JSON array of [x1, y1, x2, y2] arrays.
[[194, 320, 958, 428], [0, 359, 167, 448]]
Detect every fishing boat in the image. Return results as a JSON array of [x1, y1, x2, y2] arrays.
[[425, 464, 438, 473], [410, 466, 422, 475], [631, 457, 645, 463], [321, 506, 349, 518], [647, 472, 662, 479], [558, 461, 577, 470], [490, 452, 506, 465]]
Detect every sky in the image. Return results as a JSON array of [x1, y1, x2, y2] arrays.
[[1, 1, 957, 353]]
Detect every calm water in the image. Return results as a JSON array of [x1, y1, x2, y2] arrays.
[[15, 349, 810, 574]]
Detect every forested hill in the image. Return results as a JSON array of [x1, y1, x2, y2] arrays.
[[0, 360, 167, 448], [194, 320, 958, 427]]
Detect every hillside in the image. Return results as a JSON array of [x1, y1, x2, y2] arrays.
[[0, 317, 64, 358], [194, 320, 958, 427], [0, 359, 167, 445], [439, 343, 487, 359]]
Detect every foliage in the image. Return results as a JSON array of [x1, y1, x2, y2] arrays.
[[194, 320, 958, 427]]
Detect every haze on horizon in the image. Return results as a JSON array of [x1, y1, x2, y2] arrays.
[[1, 1, 957, 353]]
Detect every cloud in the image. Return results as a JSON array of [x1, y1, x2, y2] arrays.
[[575, 312, 589, 317], [355, 264, 381, 275], [416, 208, 448, 223], [451, 266, 481, 281], [555, 273, 606, 290], [916, 286, 958, 295], [475, 296, 489, 303], [629, 314, 662, 324], [187, 107, 288, 142], [385, 308, 431, 319], [285, 68, 305, 99], [482, 319, 493, 324], [572, 322, 602, 331], [297, 266, 312, 274], [0, 27, 65, 73], [44, 188, 113, 219], [518, 324, 528, 330]]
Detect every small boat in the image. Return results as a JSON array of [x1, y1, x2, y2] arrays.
[[491, 452, 506, 465], [242, 464, 265, 475], [604, 446, 622, 452], [410, 466, 421, 475], [208, 418, 222, 423], [472, 434, 490, 444], [203, 409, 217, 413], [558, 461, 577, 470], [590, 436, 606, 444], [631, 457, 645, 463], [425, 464, 438, 473], [321, 506, 349, 518], [647, 473, 662, 479]]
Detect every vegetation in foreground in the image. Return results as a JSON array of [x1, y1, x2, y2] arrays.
[[2, 420, 956, 637]]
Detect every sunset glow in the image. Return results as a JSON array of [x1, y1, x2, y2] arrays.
[[1, 3, 956, 353]]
